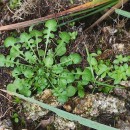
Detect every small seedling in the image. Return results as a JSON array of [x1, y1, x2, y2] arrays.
[[9, 0, 21, 9], [69, 31, 78, 40], [86, 48, 130, 93], [12, 113, 19, 123]]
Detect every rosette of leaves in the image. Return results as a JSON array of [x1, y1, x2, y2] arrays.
[[108, 55, 130, 84], [0, 19, 92, 103], [87, 50, 130, 88]]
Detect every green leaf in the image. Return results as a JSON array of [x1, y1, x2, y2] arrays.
[[102, 86, 112, 93], [82, 68, 93, 82], [7, 79, 27, 93], [66, 73, 75, 83], [14, 118, 19, 123], [43, 20, 57, 45], [67, 85, 76, 97], [113, 59, 119, 64], [4, 37, 17, 47], [45, 19, 57, 32], [19, 87, 31, 97], [122, 57, 129, 62], [126, 67, 130, 76], [90, 57, 97, 65], [69, 53, 82, 64], [7, 84, 17, 92], [0, 54, 5, 66], [6, 56, 15, 67], [57, 32, 71, 44], [81, 80, 89, 85], [58, 95, 68, 104], [52, 65, 63, 74], [10, 45, 21, 58], [101, 72, 107, 79], [123, 63, 128, 70], [30, 30, 42, 45], [50, 78, 57, 85], [60, 56, 72, 66], [78, 86, 85, 98], [13, 79, 24, 90], [97, 64, 109, 75], [30, 30, 42, 38], [12, 67, 22, 78], [19, 32, 31, 43], [69, 31, 78, 40], [38, 49, 45, 57], [13, 113, 18, 118], [122, 72, 127, 80], [114, 55, 123, 64], [23, 69, 34, 78], [47, 49, 54, 57], [59, 78, 67, 87], [115, 9, 130, 18], [44, 56, 53, 67], [55, 44, 66, 56], [25, 51, 37, 63], [75, 68, 82, 79]]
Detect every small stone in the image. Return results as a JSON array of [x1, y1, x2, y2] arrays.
[[114, 88, 127, 98], [112, 43, 124, 53]]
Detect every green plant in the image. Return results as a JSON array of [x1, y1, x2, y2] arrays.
[[85, 49, 130, 92], [13, 97, 21, 104], [108, 55, 130, 84], [108, 63, 130, 84], [12, 113, 19, 123], [69, 31, 78, 40], [9, 0, 21, 9], [0, 19, 91, 103]]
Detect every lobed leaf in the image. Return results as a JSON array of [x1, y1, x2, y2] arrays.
[[69, 53, 82, 64], [78, 85, 85, 98], [4, 37, 17, 47], [82, 68, 93, 82], [55, 44, 66, 56], [44, 56, 54, 67], [57, 32, 71, 44], [45, 19, 57, 32]]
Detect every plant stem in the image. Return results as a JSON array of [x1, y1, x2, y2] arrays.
[[6, 60, 33, 67], [46, 77, 56, 89], [57, 59, 72, 65], [27, 42, 41, 63], [95, 81, 116, 88], [85, 47, 95, 82]]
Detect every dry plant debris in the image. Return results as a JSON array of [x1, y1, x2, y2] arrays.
[[10, 0, 39, 21]]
